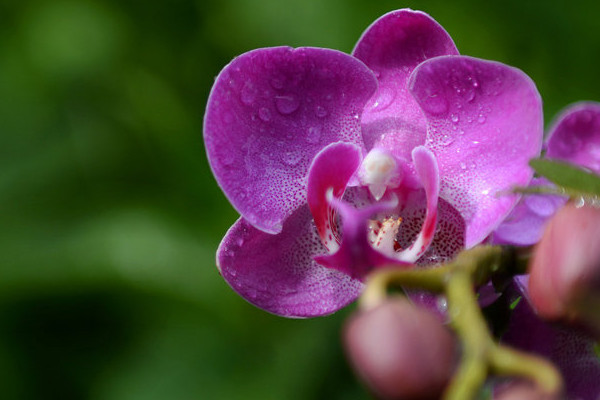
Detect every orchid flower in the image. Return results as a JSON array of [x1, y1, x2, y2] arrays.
[[495, 103, 600, 400], [493, 102, 600, 246], [204, 9, 543, 317], [502, 277, 600, 400]]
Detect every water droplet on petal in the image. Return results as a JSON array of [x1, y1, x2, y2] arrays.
[[437, 296, 448, 312], [372, 87, 395, 111], [477, 114, 486, 124], [258, 107, 271, 122], [306, 126, 321, 144], [439, 135, 454, 146], [422, 91, 448, 116], [240, 81, 257, 105], [315, 105, 328, 118], [451, 113, 459, 123], [275, 94, 300, 114], [465, 89, 476, 102]]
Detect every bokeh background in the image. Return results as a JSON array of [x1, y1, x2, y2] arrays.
[[1, 0, 599, 398]]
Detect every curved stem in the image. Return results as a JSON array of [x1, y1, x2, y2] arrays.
[[358, 245, 564, 399], [490, 345, 563, 394]]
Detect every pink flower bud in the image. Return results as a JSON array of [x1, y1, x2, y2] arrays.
[[343, 297, 456, 400], [529, 202, 600, 333]]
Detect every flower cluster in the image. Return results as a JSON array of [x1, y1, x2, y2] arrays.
[[204, 9, 542, 318], [495, 103, 600, 400]]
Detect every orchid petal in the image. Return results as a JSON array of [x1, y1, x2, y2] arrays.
[[399, 196, 466, 320], [502, 286, 600, 400], [353, 9, 458, 160], [397, 146, 439, 262], [307, 142, 362, 252], [546, 102, 600, 173], [409, 55, 543, 247], [492, 178, 567, 246], [314, 194, 410, 281], [217, 205, 362, 318], [204, 46, 377, 234]]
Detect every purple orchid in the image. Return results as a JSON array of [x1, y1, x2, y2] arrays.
[[493, 102, 600, 246], [502, 277, 600, 400], [204, 9, 543, 317], [494, 103, 600, 400]]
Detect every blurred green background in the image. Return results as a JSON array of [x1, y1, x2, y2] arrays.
[[1, 0, 599, 398]]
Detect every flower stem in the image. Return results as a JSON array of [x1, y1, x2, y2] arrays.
[[359, 245, 563, 399]]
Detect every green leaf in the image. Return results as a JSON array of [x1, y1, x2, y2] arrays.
[[529, 158, 600, 197]]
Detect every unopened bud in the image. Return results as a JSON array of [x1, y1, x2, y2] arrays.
[[529, 202, 600, 334], [343, 297, 455, 400]]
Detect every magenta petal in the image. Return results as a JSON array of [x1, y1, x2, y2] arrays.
[[546, 102, 600, 173], [502, 289, 600, 400], [409, 55, 543, 247], [307, 142, 362, 251], [397, 146, 440, 261], [492, 178, 567, 246], [204, 46, 378, 234], [353, 9, 458, 158], [217, 205, 363, 318]]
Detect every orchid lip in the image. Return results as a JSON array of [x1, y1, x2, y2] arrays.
[[325, 189, 426, 264]]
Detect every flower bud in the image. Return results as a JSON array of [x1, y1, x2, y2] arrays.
[[343, 297, 456, 400], [529, 202, 600, 334]]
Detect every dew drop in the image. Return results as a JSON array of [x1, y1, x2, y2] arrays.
[[306, 126, 321, 144], [451, 113, 460, 123], [258, 107, 271, 122], [465, 89, 476, 103], [422, 92, 448, 116], [275, 94, 300, 114], [372, 87, 395, 111], [439, 135, 454, 146], [315, 105, 328, 118], [437, 296, 448, 313], [477, 114, 486, 124], [240, 81, 257, 105]]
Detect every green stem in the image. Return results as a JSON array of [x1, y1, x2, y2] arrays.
[[359, 245, 564, 399], [444, 270, 493, 400], [359, 266, 448, 310], [490, 346, 563, 394]]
